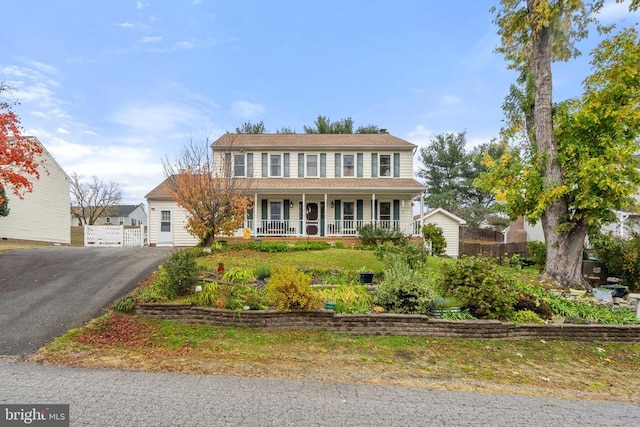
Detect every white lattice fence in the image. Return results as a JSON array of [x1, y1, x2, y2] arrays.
[[84, 225, 123, 247], [124, 227, 144, 247]]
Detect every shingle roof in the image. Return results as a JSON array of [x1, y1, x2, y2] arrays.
[[211, 133, 417, 150], [146, 176, 425, 199]]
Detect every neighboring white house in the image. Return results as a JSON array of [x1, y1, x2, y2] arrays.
[[146, 132, 427, 246], [0, 137, 70, 244], [71, 203, 147, 226], [504, 211, 639, 244], [414, 208, 467, 258]]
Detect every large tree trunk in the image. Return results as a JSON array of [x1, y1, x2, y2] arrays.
[[529, 0, 586, 289]]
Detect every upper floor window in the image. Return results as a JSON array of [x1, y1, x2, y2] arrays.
[[343, 154, 355, 177], [379, 154, 391, 177], [270, 154, 282, 177], [307, 154, 318, 177], [234, 154, 245, 177]]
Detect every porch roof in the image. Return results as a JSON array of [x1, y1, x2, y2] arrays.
[[146, 176, 425, 200]]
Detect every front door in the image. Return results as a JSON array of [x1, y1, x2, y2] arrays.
[[306, 203, 319, 235], [158, 210, 173, 245]]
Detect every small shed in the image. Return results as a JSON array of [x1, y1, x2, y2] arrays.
[[414, 208, 466, 258]]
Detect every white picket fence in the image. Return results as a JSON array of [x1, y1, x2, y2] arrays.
[[84, 225, 145, 247]]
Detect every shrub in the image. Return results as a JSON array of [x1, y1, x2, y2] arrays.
[[514, 294, 553, 320], [135, 278, 177, 302], [112, 296, 136, 314], [222, 267, 255, 284], [161, 249, 201, 295], [440, 255, 519, 320], [266, 265, 321, 311], [315, 285, 372, 314], [591, 233, 640, 292], [510, 310, 545, 324], [422, 223, 446, 256], [255, 263, 271, 278], [357, 224, 407, 246], [374, 258, 438, 314], [527, 241, 546, 271], [374, 241, 429, 270]]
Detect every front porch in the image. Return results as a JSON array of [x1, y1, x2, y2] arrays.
[[245, 219, 421, 238]]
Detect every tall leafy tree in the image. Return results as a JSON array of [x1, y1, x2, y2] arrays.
[[0, 83, 45, 205], [70, 173, 122, 225], [485, 0, 640, 288], [235, 120, 267, 134], [304, 115, 355, 134], [162, 134, 252, 246]]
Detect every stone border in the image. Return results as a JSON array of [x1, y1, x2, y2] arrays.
[[137, 303, 640, 342]]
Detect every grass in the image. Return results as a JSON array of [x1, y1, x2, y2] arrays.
[[32, 312, 640, 404]]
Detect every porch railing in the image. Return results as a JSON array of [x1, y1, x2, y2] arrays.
[[246, 219, 422, 237]]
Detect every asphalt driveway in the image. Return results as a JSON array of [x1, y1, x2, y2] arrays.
[[0, 246, 170, 356]]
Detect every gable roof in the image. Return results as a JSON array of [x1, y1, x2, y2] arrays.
[[70, 204, 143, 216], [414, 208, 467, 225], [211, 133, 417, 150]]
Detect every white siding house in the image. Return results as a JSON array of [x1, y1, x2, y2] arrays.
[[415, 208, 467, 258], [0, 137, 70, 244], [71, 203, 148, 226], [146, 132, 426, 246]]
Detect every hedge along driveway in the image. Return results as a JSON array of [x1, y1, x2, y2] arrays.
[[0, 247, 171, 356]]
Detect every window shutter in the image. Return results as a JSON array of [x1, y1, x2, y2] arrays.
[[261, 153, 268, 177], [371, 153, 378, 178], [393, 200, 400, 222], [298, 153, 304, 177], [335, 153, 341, 178], [320, 153, 327, 177], [284, 153, 290, 178], [247, 153, 253, 177], [334, 200, 341, 220], [356, 200, 363, 222], [261, 199, 268, 220], [284, 199, 290, 221], [393, 153, 400, 177], [357, 153, 363, 177]]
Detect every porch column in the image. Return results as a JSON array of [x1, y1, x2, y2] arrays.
[[253, 193, 258, 235], [302, 193, 306, 236], [371, 193, 376, 223], [324, 193, 328, 235]]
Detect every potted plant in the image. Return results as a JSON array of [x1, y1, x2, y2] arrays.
[[358, 267, 374, 284], [429, 296, 462, 318]]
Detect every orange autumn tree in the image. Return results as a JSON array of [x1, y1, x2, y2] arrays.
[[163, 134, 252, 246], [0, 83, 44, 209]]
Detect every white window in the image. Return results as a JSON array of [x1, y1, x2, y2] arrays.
[[306, 154, 318, 177], [379, 155, 391, 177], [234, 154, 245, 177], [379, 202, 391, 222], [119, 218, 124, 225], [270, 154, 282, 177], [343, 154, 355, 177], [106, 217, 111, 224], [160, 211, 171, 232]]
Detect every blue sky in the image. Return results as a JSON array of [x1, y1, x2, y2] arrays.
[[1, 1, 638, 204]]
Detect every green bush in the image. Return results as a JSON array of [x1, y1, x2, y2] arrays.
[[422, 223, 446, 256], [374, 259, 438, 314], [229, 241, 331, 253], [161, 248, 201, 295], [510, 310, 545, 324], [222, 267, 255, 284], [315, 285, 372, 314], [374, 241, 429, 270], [357, 224, 407, 246], [266, 265, 321, 311], [527, 241, 546, 270], [255, 263, 271, 278], [440, 255, 519, 320], [135, 279, 177, 302], [591, 234, 640, 292], [112, 296, 136, 314]]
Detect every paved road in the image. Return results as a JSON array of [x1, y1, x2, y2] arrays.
[[0, 358, 638, 426], [0, 247, 170, 356]]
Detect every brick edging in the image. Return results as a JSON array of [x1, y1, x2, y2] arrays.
[[136, 303, 640, 342]]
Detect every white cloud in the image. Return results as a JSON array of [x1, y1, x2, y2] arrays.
[[138, 36, 163, 44], [136, 2, 149, 9], [406, 124, 434, 147], [231, 100, 265, 119], [115, 22, 135, 29], [442, 94, 462, 106], [108, 102, 212, 137], [56, 127, 69, 134]]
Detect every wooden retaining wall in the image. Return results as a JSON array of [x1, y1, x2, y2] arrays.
[[137, 304, 640, 343]]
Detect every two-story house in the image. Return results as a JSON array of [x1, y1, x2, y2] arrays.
[[146, 132, 426, 246]]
